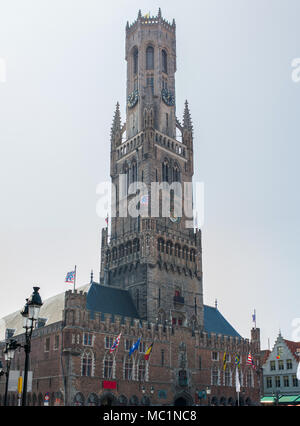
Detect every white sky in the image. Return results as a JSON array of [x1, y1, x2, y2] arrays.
[[1, 0, 300, 349]]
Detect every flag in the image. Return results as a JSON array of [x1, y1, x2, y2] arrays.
[[223, 352, 227, 371], [296, 361, 300, 381], [129, 337, 141, 357], [144, 342, 153, 361], [109, 333, 121, 353], [144, 12, 150, 18], [235, 366, 240, 393], [65, 271, 75, 283], [105, 215, 109, 225], [140, 194, 148, 206], [247, 352, 256, 369], [235, 354, 240, 366], [252, 312, 256, 323]]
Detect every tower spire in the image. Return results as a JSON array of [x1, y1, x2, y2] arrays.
[[111, 102, 121, 137], [183, 100, 193, 131]]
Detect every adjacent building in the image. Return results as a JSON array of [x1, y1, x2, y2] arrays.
[[261, 332, 300, 405]]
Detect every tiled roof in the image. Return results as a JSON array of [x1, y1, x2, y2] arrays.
[[284, 339, 300, 362], [203, 305, 241, 338]]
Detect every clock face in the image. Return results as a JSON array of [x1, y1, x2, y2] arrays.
[[127, 89, 139, 109], [161, 88, 175, 106]]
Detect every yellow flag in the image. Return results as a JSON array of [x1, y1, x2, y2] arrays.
[[223, 352, 227, 371]]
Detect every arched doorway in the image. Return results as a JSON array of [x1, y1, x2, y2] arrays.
[[174, 397, 188, 406], [99, 393, 116, 406], [173, 392, 193, 406]]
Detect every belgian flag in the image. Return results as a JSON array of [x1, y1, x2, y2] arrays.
[[144, 342, 154, 361]]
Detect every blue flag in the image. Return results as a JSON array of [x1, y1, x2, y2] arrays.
[[129, 338, 141, 357]]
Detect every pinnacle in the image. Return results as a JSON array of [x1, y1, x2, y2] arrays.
[[111, 102, 121, 135], [183, 100, 193, 131]]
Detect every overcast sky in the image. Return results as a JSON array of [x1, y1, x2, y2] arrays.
[[0, 0, 300, 349]]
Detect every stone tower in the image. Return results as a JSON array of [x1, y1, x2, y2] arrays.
[[100, 9, 203, 329]]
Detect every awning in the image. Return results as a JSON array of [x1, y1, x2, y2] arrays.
[[279, 395, 300, 404], [260, 397, 275, 403]]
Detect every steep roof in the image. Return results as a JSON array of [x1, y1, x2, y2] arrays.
[[284, 339, 300, 362], [86, 282, 139, 321], [203, 305, 241, 338]]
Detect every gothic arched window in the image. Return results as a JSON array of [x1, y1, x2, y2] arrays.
[[146, 46, 154, 70], [103, 354, 114, 379], [137, 358, 146, 381], [162, 49, 167, 74], [81, 350, 93, 377], [124, 355, 133, 380], [133, 47, 138, 74]]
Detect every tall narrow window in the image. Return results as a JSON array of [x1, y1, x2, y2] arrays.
[[146, 46, 154, 70], [133, 48, 138, 74], [162, 49, 167, 73]]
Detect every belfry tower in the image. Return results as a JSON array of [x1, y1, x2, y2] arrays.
[[100, 9, 203, 329]]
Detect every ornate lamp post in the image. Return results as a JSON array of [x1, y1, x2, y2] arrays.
[[206, 386, 211, 406], [21, 287, 43, 406], [0, 339, 19, 406]]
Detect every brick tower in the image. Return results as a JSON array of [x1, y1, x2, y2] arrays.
[[99, 9, 203, 329]]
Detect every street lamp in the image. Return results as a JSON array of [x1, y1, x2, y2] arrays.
[[21, 287, 43, 406], [1, 339, 19, 406], [206, 386, 211, 406]]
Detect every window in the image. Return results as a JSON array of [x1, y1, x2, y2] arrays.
[[161, 350, 165, 366], [286, 359, 293, 369], [224, 368, 231, 386], [292, 375, 298, 387], [162, 77, 168, 90], [275, 376, 281, 387], [125, 339, 132, 351], [278, 360, 284, 370], [124, 355, 133, 380], [266, 376, 272, 388], [72, 334, 75, 344], [283, 376, 289, 387], [103, 355, 114, 379], [162, 49, 167, 74], [83, 333, 93, 346], [212, 352, 219, 361], [277, 346, 283, 357], [139, 342, 146, 353], [105, 336, 114, 350], [54, 335, 59, 350], [270, 360, 276, 371], [81, 352, 93, 377], [133, 48, 138, 74], [45, 337, 50, 352], [211, 367, 219, 385], [138, 359, 146, 381], [146, 46, 154, 70], [246, 370, 253, 387]]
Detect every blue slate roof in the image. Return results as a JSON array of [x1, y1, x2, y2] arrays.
[[86, 283, 241, 338], [86, 282, 139, 322], [203, 305, 241, 338]]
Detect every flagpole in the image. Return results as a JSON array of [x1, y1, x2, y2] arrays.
[[74, 265, 77, 292]]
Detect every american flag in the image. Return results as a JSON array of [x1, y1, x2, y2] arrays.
[[65, 271, 75, 283], [247, 352, 256, 369], [109, 333, 122, 353]]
